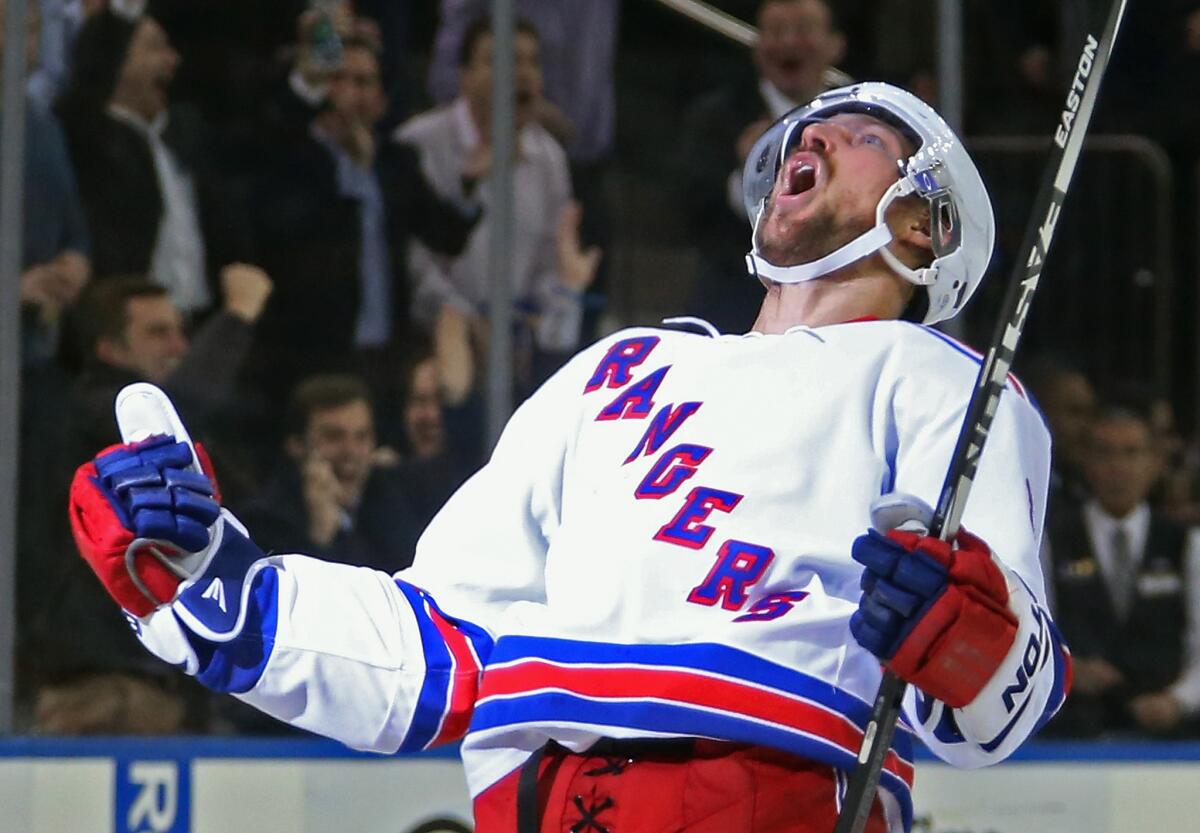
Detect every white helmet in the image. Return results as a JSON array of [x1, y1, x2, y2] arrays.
[[742, 82, 995, 325]]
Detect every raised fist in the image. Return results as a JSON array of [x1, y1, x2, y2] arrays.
[[849, 525, 1018, 708], [220, 262, 274, 323], [70, 434, 222, 616]]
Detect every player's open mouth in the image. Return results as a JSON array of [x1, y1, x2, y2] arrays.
[[776, 153, 822, 207]]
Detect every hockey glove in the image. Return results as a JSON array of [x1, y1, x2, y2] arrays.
[[68, 385, 225, 618], [849, 525, 1018, 708]]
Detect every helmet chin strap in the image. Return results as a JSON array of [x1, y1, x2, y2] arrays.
[[745, 177, 937, 287]]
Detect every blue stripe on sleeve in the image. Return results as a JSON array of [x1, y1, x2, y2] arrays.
[[394, 581, 453, 751], [1033, 621, 1070, 735], [933, 703, 966, 744], [422, 592, 495, 665]]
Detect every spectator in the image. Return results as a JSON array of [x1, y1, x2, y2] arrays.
[[54, 7, 249, 314], [24, 268, 270, 737], [1045, 405, 1200, 737], [349, 0, 411, 128], [393, 354, 478, 528], [427, 0, 620, 332], [239, 374, 423, 572], [676, 0, 844, 333], [1023, 354, 1097, 509], [397, 16, 600, 397], [26, 0, 114, 110], [69, 269, 271, 459], [1, 0, 91, 367], [253, 24, 481, 442]]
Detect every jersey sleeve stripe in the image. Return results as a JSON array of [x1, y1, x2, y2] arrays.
[[428, 602, 486, 747], [394, 581, 493, 751]]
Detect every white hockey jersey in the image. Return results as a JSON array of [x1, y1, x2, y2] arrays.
[[138, 320, 1070, 833]]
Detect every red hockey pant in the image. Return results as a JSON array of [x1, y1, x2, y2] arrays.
[[473, 740, 890, 833]]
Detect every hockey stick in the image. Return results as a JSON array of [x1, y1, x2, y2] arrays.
[[833, 1, 1130, 831]]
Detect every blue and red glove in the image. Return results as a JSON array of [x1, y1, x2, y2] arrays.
[[850, 526, 1018, 708], [69, 435, 222, 617]]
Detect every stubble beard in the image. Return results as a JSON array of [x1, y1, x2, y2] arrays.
[[755, 195, 871, 269]]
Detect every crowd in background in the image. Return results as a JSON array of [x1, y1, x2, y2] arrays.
[[7, 0, 1200, 740]]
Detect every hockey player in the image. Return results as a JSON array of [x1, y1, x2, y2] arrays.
[[68, 83, 1070, 833]]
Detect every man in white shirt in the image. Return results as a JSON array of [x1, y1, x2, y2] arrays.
[[55, 8, 249, 316], [395, 17, 600, 398], [1047, 405, 1200, 736]]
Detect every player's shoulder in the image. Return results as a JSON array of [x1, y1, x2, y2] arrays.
[[873, 321, 1032, 402], [552, 324, 718, 384], [590, 321, 723, 350]]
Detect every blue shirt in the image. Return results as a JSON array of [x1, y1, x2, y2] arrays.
[[311, 125, 394, 349]]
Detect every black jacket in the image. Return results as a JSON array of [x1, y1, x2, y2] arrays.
[[250, 84, 479, 400], [1046, 504, 1191, 735], [239, 461, 423, 574], [55, 102, 248, 285]]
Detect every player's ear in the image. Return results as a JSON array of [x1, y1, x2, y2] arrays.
[[889, 199, 934, 268], [898, 212, 933, 255]]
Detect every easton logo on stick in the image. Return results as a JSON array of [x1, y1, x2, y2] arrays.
[[1055, 34, 1100, 148]]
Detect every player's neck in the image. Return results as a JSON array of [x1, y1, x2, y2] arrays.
[[751, 271, 910, 332]]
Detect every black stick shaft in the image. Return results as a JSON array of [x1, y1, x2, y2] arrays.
[[833, 2, 1129, 830]]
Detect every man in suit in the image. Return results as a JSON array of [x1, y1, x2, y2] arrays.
[[55, 8, 250, 313], [253, 28, 481, 441], [1046, 405, 1200, 736], [676, 0, 845, 334]]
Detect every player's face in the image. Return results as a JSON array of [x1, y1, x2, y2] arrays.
[[112, 18, 179, 120], [1084, 418, 1162, 517], [754, 113, 909, 269], [109, 295, 188, 383], [304, 399, 376, 501]]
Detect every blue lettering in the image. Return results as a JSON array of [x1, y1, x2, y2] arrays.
[[688, 540, 775, 610], [597, 366, 671, 421], [654, 486, 742, 550], [584, 336, 660, 393], [635, 444, 712, 500], [625, 402, 702, 463], [733, 590, 809, 622]]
